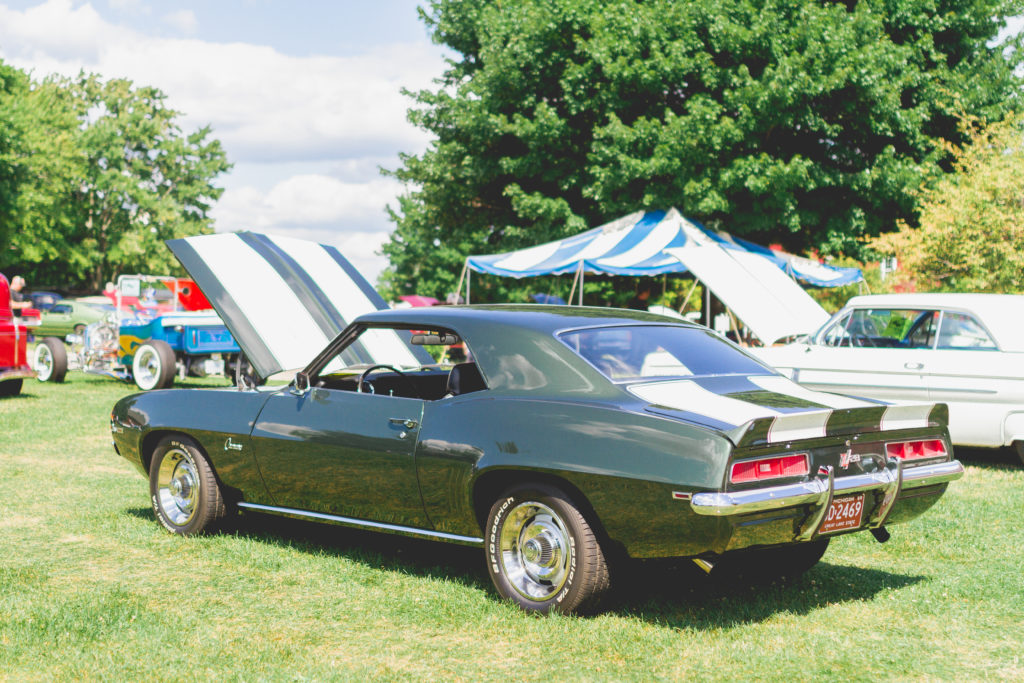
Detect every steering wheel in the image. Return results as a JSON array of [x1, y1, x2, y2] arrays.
[[357, 364, 418, 398]]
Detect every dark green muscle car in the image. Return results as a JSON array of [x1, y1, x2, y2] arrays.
[[110, 305, 963, 614]]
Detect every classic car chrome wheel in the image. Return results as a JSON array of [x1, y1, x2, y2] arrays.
[[132, 340, 177, 391], [33, 337, 67, 383], [485, 484, 610, 614], [500, 501, 571, 601], [149, 435, 228, 535], [156, 449, 199, 526]]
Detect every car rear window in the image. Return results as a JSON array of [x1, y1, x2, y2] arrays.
[[558, 325, 772, 381]]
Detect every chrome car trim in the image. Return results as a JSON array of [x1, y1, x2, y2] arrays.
[[691, 459, 963, 517], [236, 502, 485, 546], [796, 465, 834, 541], [867, 456, 902, 528]]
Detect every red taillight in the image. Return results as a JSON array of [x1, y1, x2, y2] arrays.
[[730, 453, 809, 484], [885, 439, 947, 460]]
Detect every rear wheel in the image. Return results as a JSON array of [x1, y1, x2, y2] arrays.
[[0, 379, 22, 397], [485, 484, 610, 614], [132, 340, 177, 390], [34, 337, 68, 382], [149, 435, 228, 535]]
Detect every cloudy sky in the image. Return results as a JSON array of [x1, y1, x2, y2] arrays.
[[0, 0, 449, 282]]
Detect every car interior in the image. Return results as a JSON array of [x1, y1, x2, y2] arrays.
[[314, 329, 487, 400]]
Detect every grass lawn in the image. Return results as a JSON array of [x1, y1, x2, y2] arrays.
[[1, 370, 1022, 681]]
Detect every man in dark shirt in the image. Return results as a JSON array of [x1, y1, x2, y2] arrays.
[[9, 276, 29, 316]]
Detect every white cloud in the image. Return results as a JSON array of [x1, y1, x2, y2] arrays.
[[210, 174, 403, 280], [161, 9, 197, 36], [0, 0, 445, 283]]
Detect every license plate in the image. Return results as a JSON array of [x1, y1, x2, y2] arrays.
[[820, 494, 865, 534]]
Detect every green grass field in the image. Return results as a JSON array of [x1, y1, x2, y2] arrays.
[[1, 371, 1022, 681]]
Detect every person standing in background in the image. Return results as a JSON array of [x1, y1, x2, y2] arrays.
[[9, 276, 29, 316]]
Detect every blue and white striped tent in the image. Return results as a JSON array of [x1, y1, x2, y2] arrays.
[[462, 208, 863, 344], [465, 208, 862, 286]]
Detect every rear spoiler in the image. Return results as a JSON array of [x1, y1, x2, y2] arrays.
[[726, 403, 950, 449]]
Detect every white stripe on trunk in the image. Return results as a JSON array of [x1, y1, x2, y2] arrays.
[[880, 403, 934, 432]]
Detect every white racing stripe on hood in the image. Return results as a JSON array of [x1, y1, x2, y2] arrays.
[[880, 403, 933, 431], [748, 375, 875, 410], [629, 379, 782, 427]]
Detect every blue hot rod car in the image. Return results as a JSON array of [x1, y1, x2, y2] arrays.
[[34, 275, 247, 390]]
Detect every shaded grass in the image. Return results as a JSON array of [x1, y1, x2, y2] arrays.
[[1, 373, 1022, 680]]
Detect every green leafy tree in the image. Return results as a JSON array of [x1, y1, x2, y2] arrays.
[[870, 113, 1024, 292], [0, 60, 32, 259], [2, 72, 230, 290], [383, 0, 1023, 302]]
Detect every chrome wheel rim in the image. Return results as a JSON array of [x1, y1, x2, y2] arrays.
[[34, 344, 53, 381], [156, 448, 199, 526], [134, 347, 161, 390], [499, 501, 571, 601]]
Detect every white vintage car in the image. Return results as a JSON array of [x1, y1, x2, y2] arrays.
[[755, 293, 1024, 463]]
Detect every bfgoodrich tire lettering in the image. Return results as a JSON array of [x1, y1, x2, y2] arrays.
[[148, 435, 228, 535], [485, 484, 610, 614]]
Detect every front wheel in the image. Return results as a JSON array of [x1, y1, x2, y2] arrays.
[[132, 340, 177, 390], [34, 337, 68, 382], [149, 435, 228, 535], [485, 484, 610, 614]]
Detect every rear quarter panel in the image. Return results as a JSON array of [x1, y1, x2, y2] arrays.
[[414, 394, 733, 558]]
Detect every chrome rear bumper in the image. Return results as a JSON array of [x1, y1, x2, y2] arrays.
[[691, 458, 963, 539]]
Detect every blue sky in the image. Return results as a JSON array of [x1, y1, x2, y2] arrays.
[[0, 0, 449, 280]]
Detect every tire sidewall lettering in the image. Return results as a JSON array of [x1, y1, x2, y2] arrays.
[[488, 490, 582, 610]]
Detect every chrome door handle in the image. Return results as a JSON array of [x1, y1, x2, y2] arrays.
[[904, 362, 923, 370], [389, 417, 419, 430]]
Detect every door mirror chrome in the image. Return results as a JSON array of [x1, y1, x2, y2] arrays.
[[291, 371, 311, 396]]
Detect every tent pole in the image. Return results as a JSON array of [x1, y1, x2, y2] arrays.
[[579, 263, 585, 306], [679, 277, 699, 315], [454, 260, 468, 305], [568, 265, 580, 304], [704, 285, 711, 328], [466, 268, 471, 304]]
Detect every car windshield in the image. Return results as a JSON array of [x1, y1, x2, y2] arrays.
[[558, 325, 772, 381]]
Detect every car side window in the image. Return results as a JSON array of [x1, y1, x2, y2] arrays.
[[821, 313, 852, 347], [936, 312, 997, 350], [904, 311, 939, 349], [51, 304, 72, 315]]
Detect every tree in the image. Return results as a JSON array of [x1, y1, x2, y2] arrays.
[[1, 72, 230, 290], [382, 0, 1024, 302], [0, 60, 32, 258], [870, 113, 1024, 292]]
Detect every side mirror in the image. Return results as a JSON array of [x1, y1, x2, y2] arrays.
[[291, 371, 311, 396]]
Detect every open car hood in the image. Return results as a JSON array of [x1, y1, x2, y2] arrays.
[[167, 232, 432, 379]]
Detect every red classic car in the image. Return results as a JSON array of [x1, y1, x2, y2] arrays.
[[0, 273, 37, 396]]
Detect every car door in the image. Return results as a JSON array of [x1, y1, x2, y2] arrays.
[[788, 308, 933, 403], [39, 303, 72, 337], [249, 387, 430, 528], [923, 310, 1017, 446]]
